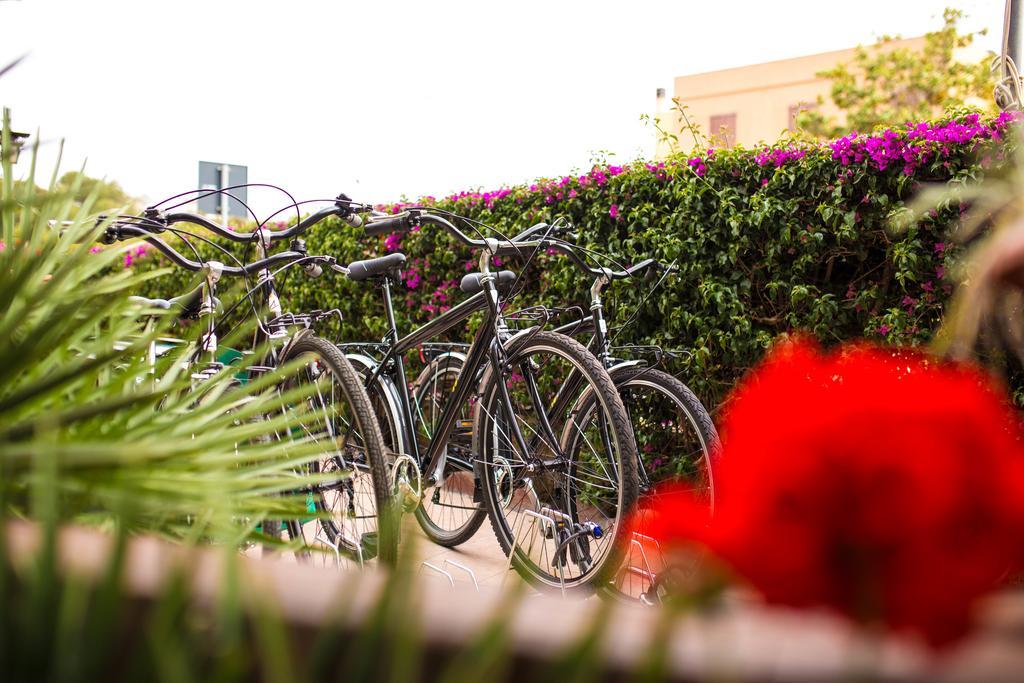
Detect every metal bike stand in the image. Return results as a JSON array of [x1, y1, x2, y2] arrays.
[[631, 531, 664, 566], [629, 539, 656, 582], [504, 510, 555, 584], [542, 507, 592, 598], [539, 506, 572, 525], [354, 538, 365, 569], [441, 559, 480, 592], [631, 531, 666, 606], [419, 561, 455, 588], [391, 453, 422, 510], [314, 527, 344, 569], [504, 510, 567, 596]]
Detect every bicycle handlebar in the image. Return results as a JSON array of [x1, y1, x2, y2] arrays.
[[363, 213, 412, 236], [126, 193, 367, 244], [104, 224, 311, 276], [363, 210, 674, 281]]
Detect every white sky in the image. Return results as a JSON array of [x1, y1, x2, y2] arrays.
[[0, 0, 1005, 218]]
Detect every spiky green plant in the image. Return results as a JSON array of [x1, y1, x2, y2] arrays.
[[0, 107, 676, 683], [0, 107, 327, 542]]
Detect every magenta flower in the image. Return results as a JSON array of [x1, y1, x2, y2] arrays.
[[609, 204, 619, 219], [687, 156, 707, 177]]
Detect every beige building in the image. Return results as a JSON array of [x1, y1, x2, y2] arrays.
[[654, 37, 927, 156]]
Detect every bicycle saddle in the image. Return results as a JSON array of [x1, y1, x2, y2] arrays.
[[460, 270, 517, 295], [347, 252, 407, 282]]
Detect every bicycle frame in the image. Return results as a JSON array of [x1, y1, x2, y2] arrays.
[[357, 252, 544, 487]]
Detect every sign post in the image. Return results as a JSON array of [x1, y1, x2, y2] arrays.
[[197, 161, 248, 222]]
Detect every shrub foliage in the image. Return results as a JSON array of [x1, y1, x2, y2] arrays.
[[129, 113, 1019, 409]]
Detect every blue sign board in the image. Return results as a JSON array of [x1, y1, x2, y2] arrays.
[[197, 161, 248, 218]]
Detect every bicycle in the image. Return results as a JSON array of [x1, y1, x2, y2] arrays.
[[407, 224, 720, 601], [102, 195, 397, 567], [339, 208, 639, 591]]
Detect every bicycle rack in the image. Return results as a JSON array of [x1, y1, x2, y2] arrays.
[[505, 509, 567, 597], [313, 527, 344, 569], [392, 453, 422, 513], [629, 530, 665, 605], [419, 561, 455, 588], [441, 559, 480, 592], [414, 559, 480, 592], [629, 539, 655, 581]]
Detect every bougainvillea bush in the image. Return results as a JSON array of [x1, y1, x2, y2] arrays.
[[126, 112, 1020, 409]]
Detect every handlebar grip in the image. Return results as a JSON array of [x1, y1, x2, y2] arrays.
[[364, 213, 412, 237]]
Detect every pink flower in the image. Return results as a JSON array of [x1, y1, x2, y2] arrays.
[[609, 204, 619, 219]]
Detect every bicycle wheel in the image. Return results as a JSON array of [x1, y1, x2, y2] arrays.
[[473, 330, 638, 591], [411, 351, 488, 546], [615, 366, 720, 498], [265, 334, 397, 567], [604, 366, 720, 602]]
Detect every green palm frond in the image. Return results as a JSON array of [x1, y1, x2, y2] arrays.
[[0, 109, 331, 542]]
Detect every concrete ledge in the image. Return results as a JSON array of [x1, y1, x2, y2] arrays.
[[5, 521, 1024, 682]]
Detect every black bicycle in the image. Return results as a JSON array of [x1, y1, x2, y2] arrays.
[[545, 254, 720, 602], [402, 224, 720, 601], [103, 195, 397, 567], [339, 208, 639, 591]]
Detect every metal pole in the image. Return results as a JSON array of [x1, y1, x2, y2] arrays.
[[1010, 0, 1022, 70], [219, 164, 229, 227]]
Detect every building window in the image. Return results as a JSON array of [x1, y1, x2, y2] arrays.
[[788, 102, 816, 131], [709, 113, 736, 148]]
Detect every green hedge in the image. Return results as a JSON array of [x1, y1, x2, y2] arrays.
[[128, 112, 1018, 410]]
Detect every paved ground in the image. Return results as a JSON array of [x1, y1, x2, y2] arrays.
[[401, 520, 518, 592], [399, 516, 666, 600]]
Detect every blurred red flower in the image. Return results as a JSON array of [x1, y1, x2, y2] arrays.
[[644, 339, 1024, 646]]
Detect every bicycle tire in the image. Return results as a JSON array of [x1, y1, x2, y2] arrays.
[[411, 352, 488, 547], [267, 334, 397, 566], [602, 365, 720, 602], [473, 330, 638, 591], [612, 366, 720, 499]]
